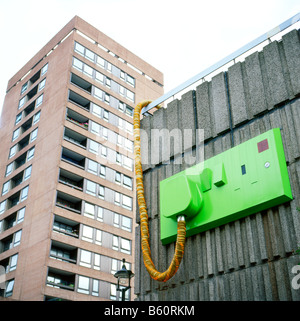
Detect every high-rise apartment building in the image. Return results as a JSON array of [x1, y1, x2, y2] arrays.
[[0, 16, 163, 301]]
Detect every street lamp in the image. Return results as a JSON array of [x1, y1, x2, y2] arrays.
[[114, 259, 134, 301]]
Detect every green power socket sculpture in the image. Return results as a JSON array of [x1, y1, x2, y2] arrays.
[[160, 128, 293, 245]]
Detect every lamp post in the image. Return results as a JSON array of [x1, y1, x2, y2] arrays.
[[114, 259, 134, 301]]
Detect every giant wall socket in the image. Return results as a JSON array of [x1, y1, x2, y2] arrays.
[[160, 128, 293, 245]]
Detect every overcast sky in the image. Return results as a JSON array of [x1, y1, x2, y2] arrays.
[[0, 0, 299, 114]]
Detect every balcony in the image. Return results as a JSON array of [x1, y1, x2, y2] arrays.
[[53, 215, 79, 238], [70, 73, 92, 93], [61, 147, 85, 169], [55, 191, 82, 214], [66, 108, 89, 130], [58, 168, 83, 191], [68, 90, 90, 111], [46, 267, 75, 291], [0, 208, 25, 233], [50, 240, 78, 264], [63, 128, 87, 149]]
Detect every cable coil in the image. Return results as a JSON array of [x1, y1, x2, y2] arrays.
[[133, 101, 186, 282]]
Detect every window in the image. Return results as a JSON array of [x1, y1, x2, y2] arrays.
[[121, 238, 131, 254], [77, 275, 90, 294], [114, 192, 120, 205], [83, 64, 93, 77], [101, 146, 107, 158], [36, 94, 43, 107], [17, 207, 25, 223], [13, 230, 22, 247], [21, 82, 28, 94], [94, 87, 103, 100], [86, 180, 97, 196], [107, 62, 112, 72], [87, 159, 98, 174], [9, 253, 18, 272], [0, 200, 6, 214], [15, 113, 22, 125], [124, 138, 133, 152], [2, 182, 9, 196], [95, 71, 104, 84], [98, 185, 105, 199], [103, 110, 109, 121], [127, 75, 135, 86], [85, 49, 95, 62], [115, 172, 121, 184], [100, 165, 106, 178], [118, 102, 124, 111], [126, 90, 134, 102], [116, 152, 121, 164], [24, 165, 32, 180], [122, 216, 132, 232], [94, 254, 101, 270], [84, 202, 95, 218], [110, 283, 117, 300], [38, 78, 46, 91], [30, 128, 38, 142], [89, 140, 99, 154], [123, 175, 133, 189], [27, 147, 35, 161], [80, 250, 92, 268], [20, 186, 29, 202], [5, 163, 13, 177], [9, 145, 17, 159], [4, 279, 15, 297], [18, 97, 26, 109], [125, 121, 133, 134], [112, 235, 119, 251], [112, 236, 131, 254], [125, 106, 134, 117], [95, 229, 102, 245], [123, 156, 133, 170], [119, 86, 125, 96], [97, 207, 103, 222], [73, 57, 83, 70], [82, 225, 102, 246], [92, 279, 99, 296], [117, 134, 122, 146], [105, 78, 111, 88], [41, 63, 48, 76], [92, 103, 102, 117], [97, 56, 105, 68], [75, 42, 85, 55], [91, 121, 100, 135], [104, 94, 110, 104], [33, 111, 41, 124], [113, 213, 120, 227], [12, 128, 20, 142], [82, 225, 93, 243], [122, 195, 132, 210]]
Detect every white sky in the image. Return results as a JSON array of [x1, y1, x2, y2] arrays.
[[0, 0, 299, 114]]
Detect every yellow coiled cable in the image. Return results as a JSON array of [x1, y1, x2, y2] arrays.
[[133, 100, 186, 282]]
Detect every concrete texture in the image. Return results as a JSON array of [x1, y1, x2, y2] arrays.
[[135, 29, 300, 301]]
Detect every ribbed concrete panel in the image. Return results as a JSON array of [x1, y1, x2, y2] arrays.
[[135, 28, 300, 301]]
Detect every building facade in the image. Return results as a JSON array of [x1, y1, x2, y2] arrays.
[[0, 16, 163, 301]]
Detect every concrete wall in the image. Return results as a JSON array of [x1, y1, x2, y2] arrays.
[[134, 29, 300, 301]]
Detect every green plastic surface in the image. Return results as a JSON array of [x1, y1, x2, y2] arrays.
[[160, 128, 293, 245]]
